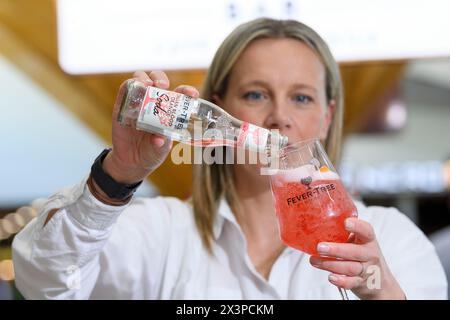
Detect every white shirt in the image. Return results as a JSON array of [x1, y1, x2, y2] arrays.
[[12, 177, 447, 300]]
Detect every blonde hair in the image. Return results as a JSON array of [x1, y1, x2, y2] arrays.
[[192, 18, 344, 253]]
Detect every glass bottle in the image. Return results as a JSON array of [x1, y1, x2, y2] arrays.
[[117, 79, 288, 152]]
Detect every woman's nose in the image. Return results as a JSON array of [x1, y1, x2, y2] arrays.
[[264, 104, 292, 131]]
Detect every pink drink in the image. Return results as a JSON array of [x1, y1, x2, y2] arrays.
[[271, 171, 357, 255]]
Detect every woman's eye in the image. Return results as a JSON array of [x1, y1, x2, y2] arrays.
[[293, 94, 313, 104], [243, 91, 265, 101]]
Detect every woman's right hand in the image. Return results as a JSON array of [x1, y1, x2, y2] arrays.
[[102, 70, 199, 184]]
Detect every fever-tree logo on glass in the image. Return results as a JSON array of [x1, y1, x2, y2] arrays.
[[301, 176, 312, 189]]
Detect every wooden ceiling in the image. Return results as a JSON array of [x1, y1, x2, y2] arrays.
[[0, 0, 406, 199]]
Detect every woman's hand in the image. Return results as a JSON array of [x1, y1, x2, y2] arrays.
[[309, 218, 406, 300], [103, 70, 199, 184]]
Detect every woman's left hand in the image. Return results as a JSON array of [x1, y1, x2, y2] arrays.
[[309, 218, 406, 300]]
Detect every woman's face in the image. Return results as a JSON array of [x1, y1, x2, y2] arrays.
[[216, 38, 334, 144]]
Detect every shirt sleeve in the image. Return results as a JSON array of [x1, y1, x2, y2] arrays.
[[370, 206, 448, 300], [11, 177, 129, 299], [11, 173, 175, 299]]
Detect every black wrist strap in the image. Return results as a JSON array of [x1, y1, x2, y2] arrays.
[[91, 148, 143, 200]]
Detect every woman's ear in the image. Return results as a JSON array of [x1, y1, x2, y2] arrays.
[[319, 99, 335, 140]]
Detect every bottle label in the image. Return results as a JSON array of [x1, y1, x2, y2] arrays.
[[137, 86, 197, 131], [237, 122, 269, 152]]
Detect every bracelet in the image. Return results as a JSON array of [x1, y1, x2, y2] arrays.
[[87, 174, 131, 206]]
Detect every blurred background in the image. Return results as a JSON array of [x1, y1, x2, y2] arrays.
[[0, 0, 449, 299]]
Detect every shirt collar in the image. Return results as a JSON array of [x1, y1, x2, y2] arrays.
[[213, 198, 238, 240], [212, 198, 298, 256]]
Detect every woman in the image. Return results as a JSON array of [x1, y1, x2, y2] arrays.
[[12, 18, 446, 299]]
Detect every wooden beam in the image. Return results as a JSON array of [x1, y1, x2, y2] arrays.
[[0, 21, 112, 144], [341, 63, 406, 135]]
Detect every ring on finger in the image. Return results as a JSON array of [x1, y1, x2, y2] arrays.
[[358, 262, 366, 277]]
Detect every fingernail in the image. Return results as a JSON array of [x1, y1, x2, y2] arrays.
[[155, 79, 168, 86], [155, 137, 165, 148], [345, 219, 355, 231], [329, 274, 339, 283], [310, 259, 321, 267], [317, 243, 330, 253]]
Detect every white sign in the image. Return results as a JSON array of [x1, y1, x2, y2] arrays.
[[57, 0, 450, 74]]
